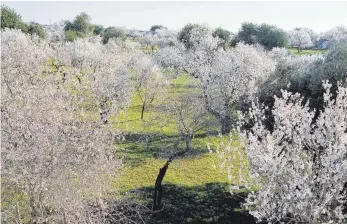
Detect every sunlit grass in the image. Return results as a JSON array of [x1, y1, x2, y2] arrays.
[[288, 47, 327, 55], [111, 74, 250, 194], [116, 154, 230, 192]]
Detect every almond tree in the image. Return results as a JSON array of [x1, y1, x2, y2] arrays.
[[200, 43, 275, 134], [323, 25, 347, 42], [62, 38, 134, 124], [156, 26, 275, 134], [139, 33, 159, 53], [165, 92, 211, 152], [216, 81, 347, 223], [130, 55, 169, 120], [1, 29, 122, 223], [288, 29, 313, 52], [257, 41, 347, 128]]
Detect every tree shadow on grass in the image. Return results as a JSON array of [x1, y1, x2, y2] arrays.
[[116, 133, 178, 167], [117, 132, 217, 168], [125, 182, 257, 224]]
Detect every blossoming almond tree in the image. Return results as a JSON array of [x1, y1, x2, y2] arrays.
[[165, 92, 212, 152], [216, 81, 347, 223], [201, 43, 276, 134], [157, 26, 276, 134], [1, 29, 122, 223], [62, 38, 134, 124], [130, 55, 169, 120], [288, 29, 313, 52]]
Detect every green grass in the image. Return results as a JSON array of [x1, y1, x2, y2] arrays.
[[111, 74, 203, 135], [141, 45, 160, 53], [110, 80, 254, 224], [116, 154, 230, 192], [112, 74, 251, 204], [7, 71, 252, 223], [288, 47, 327, 55]]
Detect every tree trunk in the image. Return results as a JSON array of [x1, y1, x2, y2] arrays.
[[62, 72, 67, 83], [152, 150, 186, 210], [99, 100, 109, 124], [185, 135, 192, 152], [100, 111, 108, 124], [77, 75, 82, 84], [141, 102, 145, 120], [220, 116, 232, 134], [153, 161, 170, 210]]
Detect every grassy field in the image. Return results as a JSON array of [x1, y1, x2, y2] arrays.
[[112, 74, 231, 190], [5, 64, 254, 223], [110, 74, 254, 223], [288, 47, 327, 55]]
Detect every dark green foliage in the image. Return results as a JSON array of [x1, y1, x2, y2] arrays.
[[178, 23, 204, 49], [63, 21, 74, 31], [93, 24, 104, 36], [64, 12, 94, 40], [235, 22, 258, 45], [256, 24, 287, 50], [1, 5, 21, 29], [232, 22, 288, 49], [28, 22, 45, 39], [212, 27, 231, 43], [103, 26, 126, 44], [150, 24, 167, 33], [212, 27, 232, 50], [1, 5, 28, 32], [0, 6, 47, 39], [64, 30, 78, 42]]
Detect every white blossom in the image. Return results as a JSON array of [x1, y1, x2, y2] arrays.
[[217, 80, 347, 223]]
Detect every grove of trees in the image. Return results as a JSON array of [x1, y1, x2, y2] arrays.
[[1, 7, 347, 224]]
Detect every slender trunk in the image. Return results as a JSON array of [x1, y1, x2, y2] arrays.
[[141, 102, 145, 120], [153, 150, 186, 210], [77, 75, 82, 84], [62, 72, 66, 83], [185, 135, 192, 152], [100, 111, 108, 124], [220, 116, 232, 134], [153, 161, 170, 210], [99, 99, 109, 124]]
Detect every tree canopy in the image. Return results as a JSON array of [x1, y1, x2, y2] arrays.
[[28, 22, 45, 39], [64, 12, 94, 40], [103, 26, 126, 44], [232, 22, 288, 49], [178, 23, 206, 49], [1, 6, 47, 38], [93, 24, 105, 36], [150, 24, 167, 33], [1, 5, 27, 31]]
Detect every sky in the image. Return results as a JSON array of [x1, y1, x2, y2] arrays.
[[2, 1, 347, 33]]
